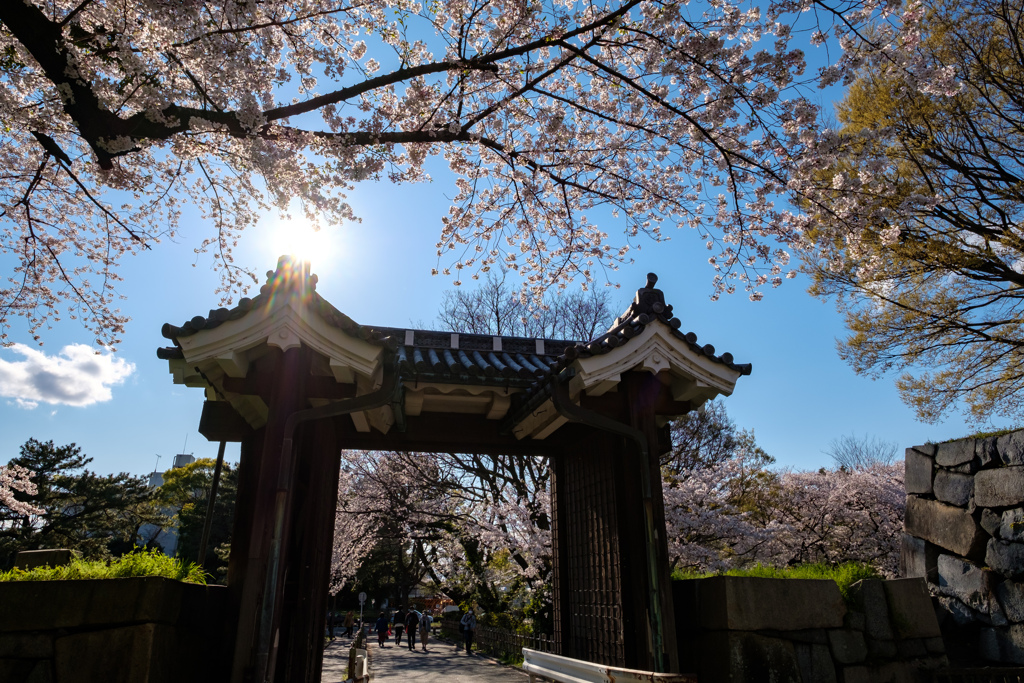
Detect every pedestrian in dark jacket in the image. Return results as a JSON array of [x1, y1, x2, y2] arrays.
[[393, 608, 406, 646], [460, 610, 477, 654], [375, 612, 389, 648], [405, 610, 419, 650]]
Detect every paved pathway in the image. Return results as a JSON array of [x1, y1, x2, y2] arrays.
[[321, 631, 529, 682]]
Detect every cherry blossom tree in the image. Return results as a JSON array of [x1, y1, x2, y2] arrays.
[[664, 456, 905, 576], [330, 447, 553, 617], [663, 449, 779, 572], [767, 463, 905, 576], [0, 464, 41, 518], [1, 0, 931, 346]]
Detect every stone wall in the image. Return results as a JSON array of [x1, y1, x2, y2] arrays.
[[674, 576, 946, 683], [902, 430, 1024, 665], [0, 577, 228, 683]]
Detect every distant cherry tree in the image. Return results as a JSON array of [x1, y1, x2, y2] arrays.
[[665, 457, 905, 576]]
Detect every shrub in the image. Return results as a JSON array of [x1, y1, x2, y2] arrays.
[[672, 561, 880, 602], [0, 549, 206, 584]]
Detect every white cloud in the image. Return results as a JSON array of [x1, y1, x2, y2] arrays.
[[0, 344, 135, 408]]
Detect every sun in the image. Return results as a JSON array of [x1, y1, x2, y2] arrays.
[[267, 219, 334, 267]]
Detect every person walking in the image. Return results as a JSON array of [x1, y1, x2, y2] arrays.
[[460, 609, 477, 655], [393, 607, 406, 646], [327, 611, 337, 641], [419, 610, 432, 652], [405, 609, 419, 651], [374, 612, 389, 648], [344, 610, 355, 638]]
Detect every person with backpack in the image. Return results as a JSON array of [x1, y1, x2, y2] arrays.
[[419, 610, 432, 652], [460, 609, 477, 654], [405, 609, 419, 650]]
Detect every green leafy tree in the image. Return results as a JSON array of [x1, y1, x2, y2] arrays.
[[156, 458, 237, 579], [800, 0, 1024, 423], [0, 439, 163, 568]]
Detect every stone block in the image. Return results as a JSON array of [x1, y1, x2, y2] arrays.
[[955, 463, 980, 476], [694, 631, 804, 683], [997, 430, 1024, 466], [925, 636, 946, 654], [0, 634, 52, 658], [977, 437, 1001, 468], [54, 623, 175, 683], [981, 509, 1002, 537], [0, 581, 87, 632], [913, 444, 938, 457], [25, 660, 52, 683], [883, 579, 943, 639], [867, 661, 919, 683], [937, 555, 1003, 618], [848, 579, 894, 641], [794, 642, 837, 683], [1001, 508, 1024, 542], [844, 612, 866, 632], [896, 638, 927, 658], [899, 535, 938, 582], [690, 576, 847, 631], [936, 596, 976, 626], [828, 629, 867, 664], [933, 471, 974, 507], [936, 439, 976, 467], [14, 549, 72, 570], [904, 497, 988, 560], [904, 449, 934, 495], [976, 467, 1024, 508], [762, 629, 828, 644], [0, 660, 37, 683], [987, 540, 1024, 579], [979, 624, 1024, 664], [997, 580, 1024, 622], [866, 638, 898, 658], [839, 666, 870, 683]]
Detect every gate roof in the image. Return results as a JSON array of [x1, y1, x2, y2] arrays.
[[158, 257, 750, 443]]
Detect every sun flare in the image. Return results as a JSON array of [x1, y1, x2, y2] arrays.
[[268, 220, 333, 267]]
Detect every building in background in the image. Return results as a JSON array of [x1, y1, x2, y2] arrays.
[[139, 452, 195, 555]]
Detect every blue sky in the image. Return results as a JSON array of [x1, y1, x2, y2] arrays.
[[1, 153, 1007, 478]]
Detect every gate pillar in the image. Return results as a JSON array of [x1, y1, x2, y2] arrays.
[[549, 372, 679, 672]]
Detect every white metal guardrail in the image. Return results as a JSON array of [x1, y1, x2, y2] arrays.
[[522, 648, 697, 683]]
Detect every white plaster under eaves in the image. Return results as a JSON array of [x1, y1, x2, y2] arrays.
[[568, 320, 742, 405], [402, 381, 514, 419], [173, 298, 384, 384], [512, 321, 743, 441]]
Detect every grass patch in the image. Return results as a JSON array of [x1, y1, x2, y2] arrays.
[[935, 427, 1020, 443], [671, 562, 880, 602], [498, 652, 525, 667], [0, 549, 207, 585]]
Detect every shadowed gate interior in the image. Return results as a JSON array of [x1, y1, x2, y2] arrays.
[[157, 258, 749, 683]]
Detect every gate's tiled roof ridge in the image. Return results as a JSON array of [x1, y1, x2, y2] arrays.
[[555, 272, 752, 376], [156, 260, 750, 384]]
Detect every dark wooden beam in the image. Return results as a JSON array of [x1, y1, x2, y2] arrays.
[[334, 414, 550, 456], [198, 400, 253, 442], [577, 385, 693, 419], [222, 374, 357, 401]]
